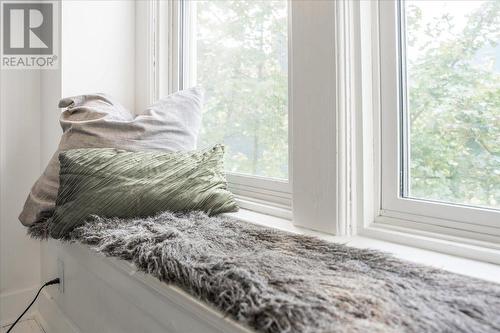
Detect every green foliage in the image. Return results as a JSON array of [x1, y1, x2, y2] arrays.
[[406, 1, 500, 208], [195, 0, 288, 179]]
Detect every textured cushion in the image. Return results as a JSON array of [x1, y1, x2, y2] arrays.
[[48, 145, 238, 238], [19, 88, 203, 226]]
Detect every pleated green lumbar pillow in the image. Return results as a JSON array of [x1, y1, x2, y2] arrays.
[[48, 145, 238, 238]]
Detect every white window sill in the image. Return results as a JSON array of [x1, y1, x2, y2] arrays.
[[226, 209, 500, 284]]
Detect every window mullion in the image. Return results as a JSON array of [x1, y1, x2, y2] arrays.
[[290, 0, 339, 234]]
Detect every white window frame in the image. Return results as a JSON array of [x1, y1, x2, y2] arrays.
[[378, 0, 500, 235], [352, 0, 500, 263]]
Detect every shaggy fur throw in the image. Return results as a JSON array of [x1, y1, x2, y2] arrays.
[[29, 212, 500, 333]]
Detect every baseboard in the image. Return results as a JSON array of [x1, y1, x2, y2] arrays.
[[0, 286, 39, 326], [36, 291, 80, 333]]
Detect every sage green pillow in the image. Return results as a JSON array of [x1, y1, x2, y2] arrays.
[[48, 145, 238, 238]]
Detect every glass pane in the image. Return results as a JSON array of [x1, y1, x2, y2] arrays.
[[184, 0, 288, 179], [402, 1, 500, 209]]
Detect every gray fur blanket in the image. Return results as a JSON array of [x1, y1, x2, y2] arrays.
[[29, 212, 500, 333]]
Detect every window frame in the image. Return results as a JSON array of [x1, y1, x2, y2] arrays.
[[378, 0, 500, 236], [345, 0, 500, 265]]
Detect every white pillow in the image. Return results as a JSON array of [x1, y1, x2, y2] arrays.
[[19, 88, 203, 226]]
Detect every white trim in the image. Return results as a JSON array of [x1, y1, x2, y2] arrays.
[[379, 209, 500, 239], [227, 173, 290, 194], [231, 184, 290, 207], [135, 0, 160, 110], [290, 0, 338, 234], [335, 0, 348, 236], [358, 0, 382, 235], [335, 0, 362, 236], [159, 0, 180, 96], [227, 173, 291, 215], [349, 0, 381, 235], [179, 0, 197, 90], [148, 0, 160, 104], [361, 222, 500, 266], [382, 196, 500, 229], [378, 0, 401, 217], [234, 196, 292, 220], [286, 0, 294, 213]]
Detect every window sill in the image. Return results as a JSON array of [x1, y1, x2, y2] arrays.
[[226, 209, 500, 284]]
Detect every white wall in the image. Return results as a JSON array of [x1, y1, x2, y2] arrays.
[[60, 0, 136, 110], [41, 0, 136, 156], [0, 70, 42, 323], [0, 0, 136, 326]]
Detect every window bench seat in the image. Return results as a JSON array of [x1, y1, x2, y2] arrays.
[[37, 209, 500, 333]]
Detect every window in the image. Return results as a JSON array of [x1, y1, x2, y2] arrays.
[[401, 0, 500, 210], [157, 0, 338, 225], [180, 0, 289, 180], [162, 0, 292, 218], [377, 0, 500, 242], [150, 0, 498, 257]]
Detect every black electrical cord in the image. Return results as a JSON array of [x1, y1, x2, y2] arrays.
[[6, 278, 60, 333]]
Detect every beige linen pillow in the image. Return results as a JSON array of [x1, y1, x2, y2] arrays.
[[19, 88, 203, 226]]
